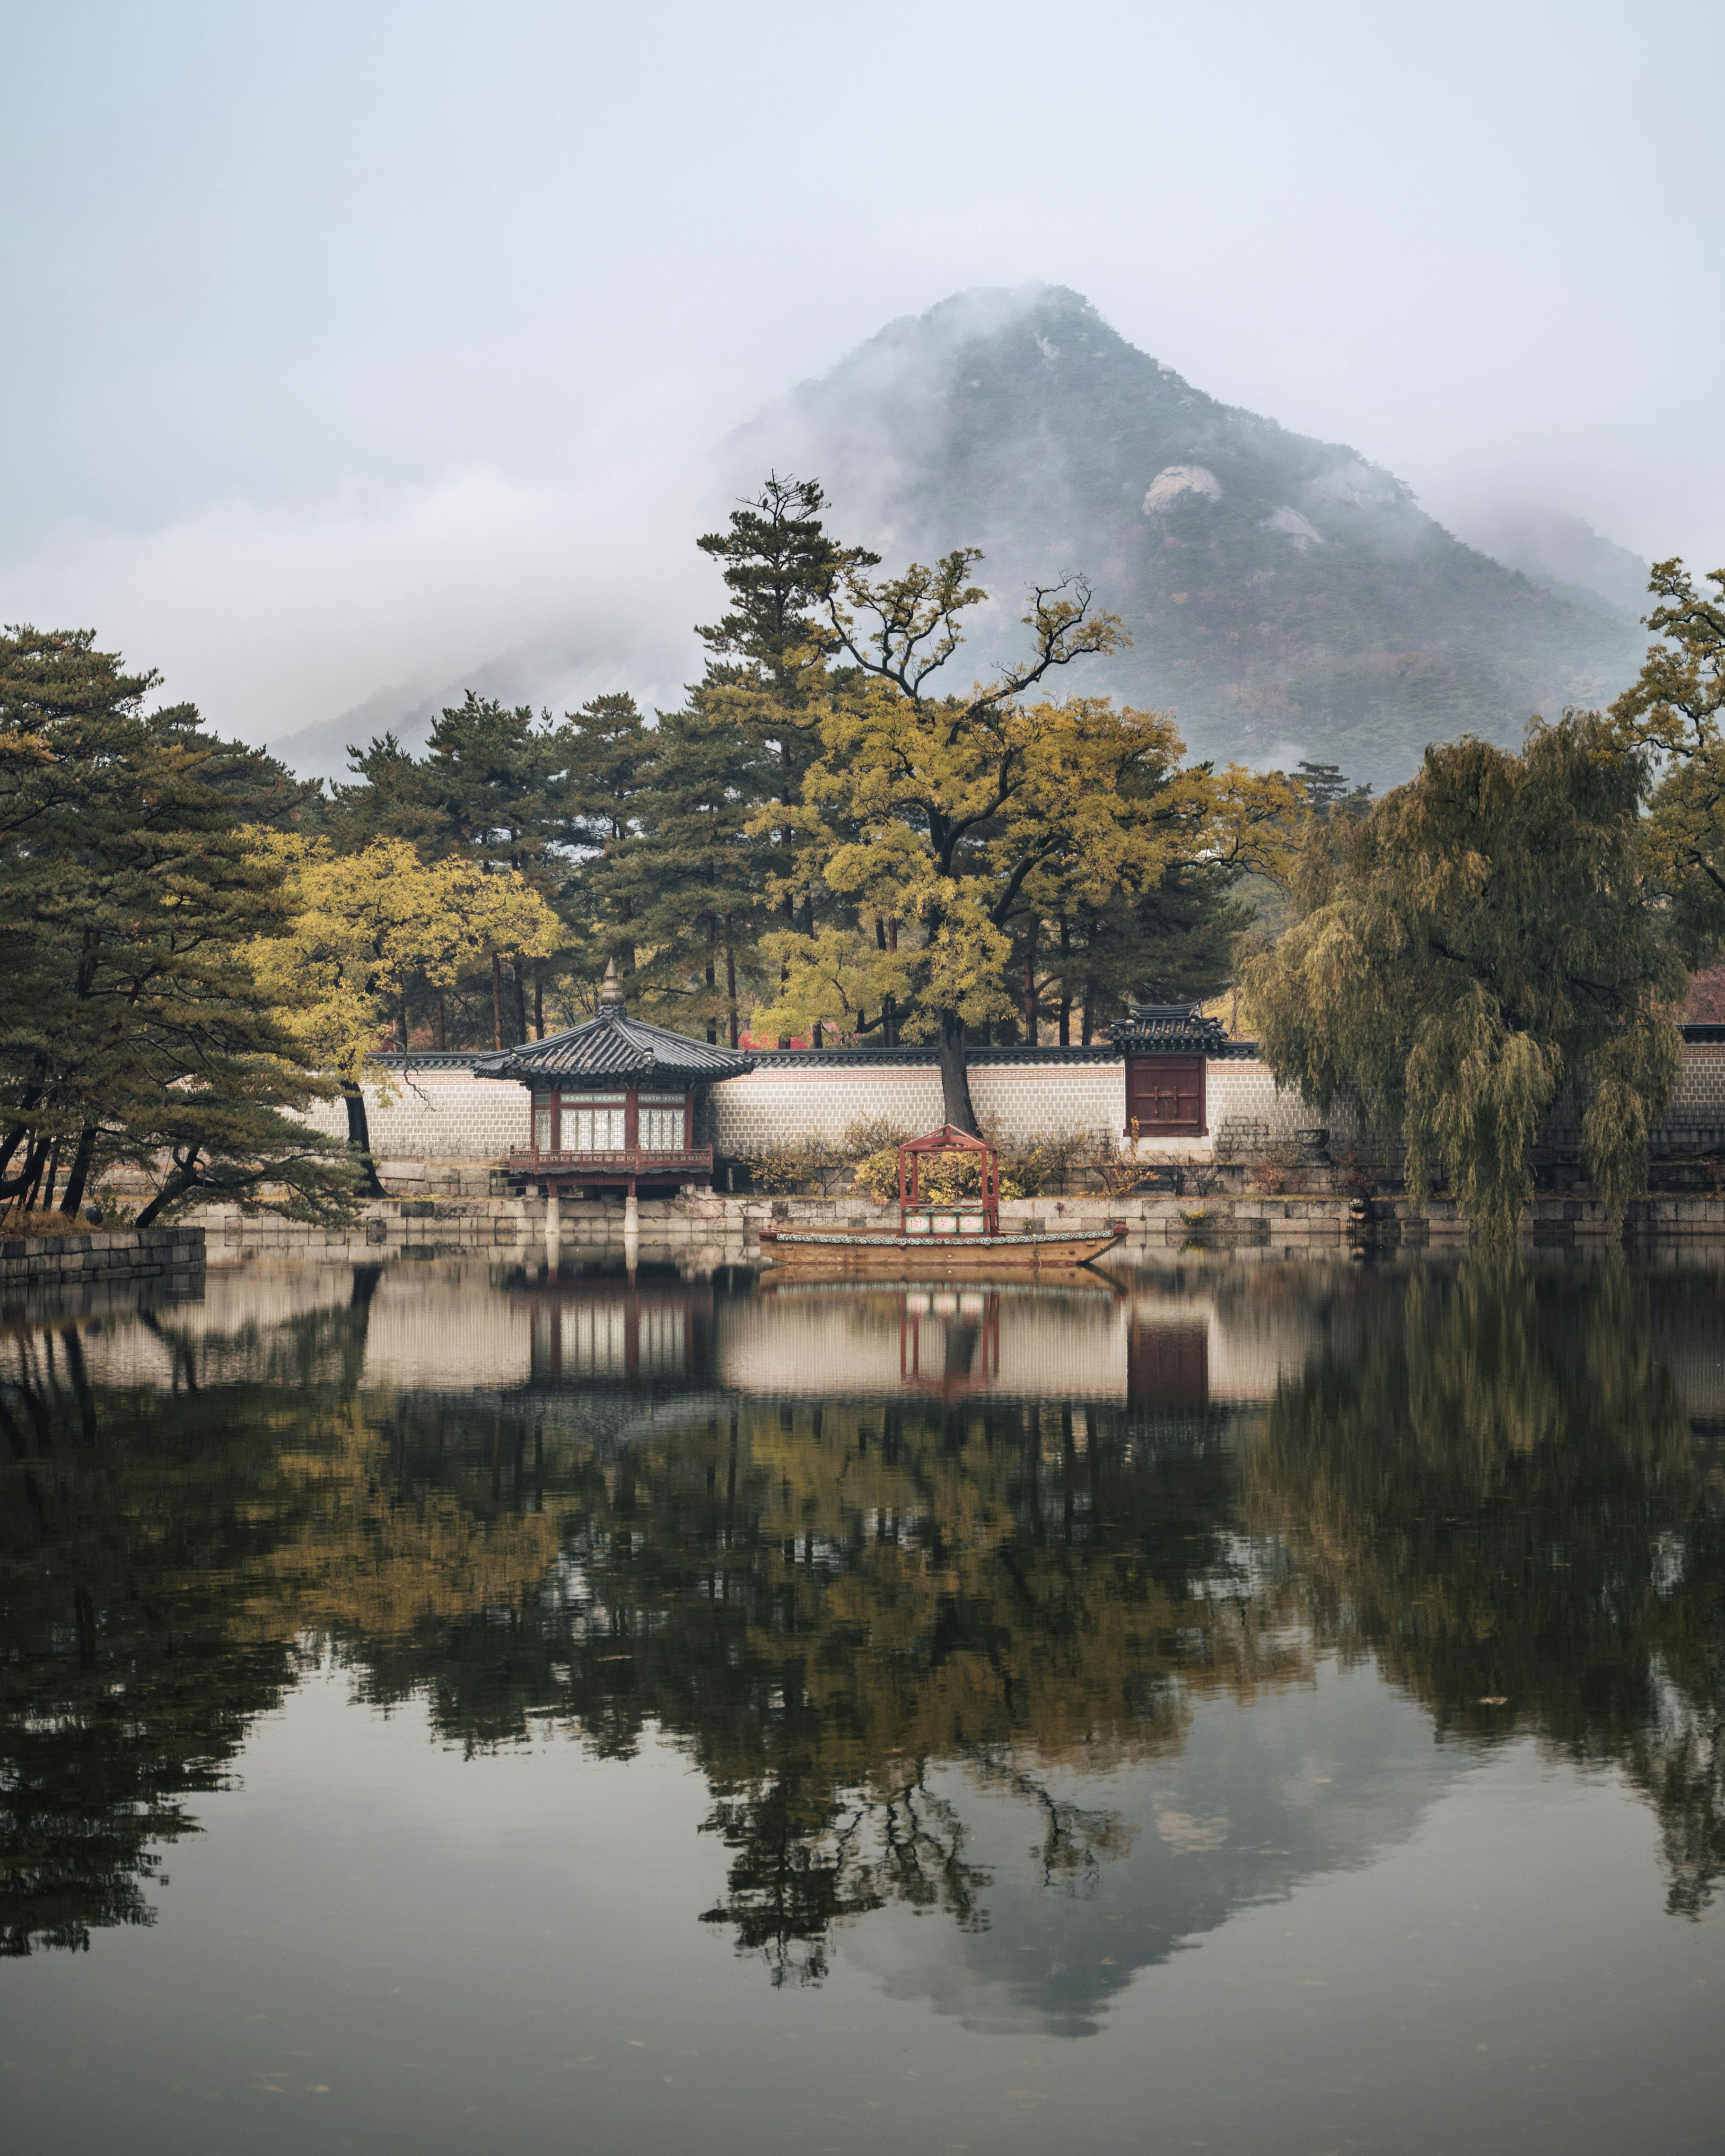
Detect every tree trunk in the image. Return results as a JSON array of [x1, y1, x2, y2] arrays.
[[2, 1133, 51, 1205], [437, 994, 447, 1052], [135, 1145, 202, 1230], [512, 960, 528, 1046], [705, 916, 718, 1044], [491, 951, 504, 1050], [59, 1124, 99, 1218], [398, 977, 410, 1055], [1080, 975, 1095, 1047], [342, 1081, 387, 1197], [534, 972, 544, 1040], [725, 926, 738, 1049], [1022, 916, 1039, 1041], [38, 1134, 61, 1214], [1057, 915, 1071, 1047], [937, 1009, 979, 1133]]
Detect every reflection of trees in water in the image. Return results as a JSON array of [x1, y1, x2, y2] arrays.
[[0, 1327, 305, 1955], [356, 1392, 1293, 1983], [1246, 1263, 1725, 1918], [9, 1258, 1725, 1971]]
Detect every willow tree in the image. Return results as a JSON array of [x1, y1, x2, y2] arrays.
[[1239, 715, 1685, 1243]]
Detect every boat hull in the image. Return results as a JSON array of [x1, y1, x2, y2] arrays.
[[758, 1228, 1121, 1274]]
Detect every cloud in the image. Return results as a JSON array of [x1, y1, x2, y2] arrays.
[[1, 431, 721, 774]]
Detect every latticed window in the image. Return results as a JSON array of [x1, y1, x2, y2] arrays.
[[637, 1093, 687, 1152], [563, 1095, 627, 1152]]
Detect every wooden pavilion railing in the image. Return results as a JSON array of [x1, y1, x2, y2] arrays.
[[508, 1144, 715, 1177]]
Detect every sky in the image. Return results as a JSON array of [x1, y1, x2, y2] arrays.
[[3, 0, 1719, 769]]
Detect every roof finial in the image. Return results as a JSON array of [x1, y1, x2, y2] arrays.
[[598, 958, 626, 1012]]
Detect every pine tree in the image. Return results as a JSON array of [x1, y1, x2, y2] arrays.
[[0, 627, 355, 1224], [615, 707, 776, 1044], [695, 477, 872, 1035]]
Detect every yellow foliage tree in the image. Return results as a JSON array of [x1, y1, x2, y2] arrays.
[[248, 833, 560, 1189], [750, 643, 1303, 1127]]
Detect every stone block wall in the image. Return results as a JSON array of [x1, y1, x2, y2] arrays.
[[0, 1226, 206, 1314], [709, 1060, 945, 1150], [303, 1041, 1725, 1170], [1203, 1059, 1376, 1154], [301, 1068, 529, 1161], [968, 1059, 1122, 1144]]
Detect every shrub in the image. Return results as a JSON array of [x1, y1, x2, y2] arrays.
[[752, 1137, 850, 1196], [0, 1207, 88, 1239], [842, 1118, 911, 1202]]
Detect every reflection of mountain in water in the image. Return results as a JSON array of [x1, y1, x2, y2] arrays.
[[845, 1675, 1464, 2035], [3, 1257, 1722, 2028]]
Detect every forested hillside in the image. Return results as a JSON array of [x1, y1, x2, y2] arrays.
[[736, 286, 1644, 789]]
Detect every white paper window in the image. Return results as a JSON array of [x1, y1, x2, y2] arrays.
[[570, 1106, 627, 1152], [533, 1108, 552, 1151], [639, 1107, 683, 1151]]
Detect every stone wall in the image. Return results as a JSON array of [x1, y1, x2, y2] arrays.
[[296, 1039, 1725, 1170], [0, 1225, 205, 1316], [709, 1056, 945, 1151], [301, 1065, 529, 1162], [1203, 1059, 1376, 1155]]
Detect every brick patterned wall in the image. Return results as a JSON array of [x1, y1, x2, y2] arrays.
[[302, 1071, 529, 1161], [310, 1045, 1725, 1164], [968, 1060, 1123, 1143], [1205, 1061, 1375, 1152], [709, 1063, 946, 1150]]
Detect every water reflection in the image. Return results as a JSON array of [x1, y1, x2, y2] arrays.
[[2, 1257, 1722, 2030]]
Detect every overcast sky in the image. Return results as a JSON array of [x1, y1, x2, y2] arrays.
[[4, 0, 1719, 760]]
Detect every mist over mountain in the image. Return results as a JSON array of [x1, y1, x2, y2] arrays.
[[733, 285, 1646, 790], [1436, 497, 1652, 624]]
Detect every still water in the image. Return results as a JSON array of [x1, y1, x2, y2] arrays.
[[2, 1253, 1723, 2154]]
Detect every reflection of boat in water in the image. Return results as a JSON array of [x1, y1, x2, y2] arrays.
[[759, 1126, 1122, 1273]]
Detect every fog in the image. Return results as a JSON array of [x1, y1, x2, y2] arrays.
[[3, 0, 1719, 766]]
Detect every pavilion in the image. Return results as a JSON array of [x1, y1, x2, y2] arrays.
[[474, 962, 753, 1205]]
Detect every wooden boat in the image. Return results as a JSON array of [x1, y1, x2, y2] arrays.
[[758, 1225, 1122, 1274], [757, 1124, 1122, 1274]]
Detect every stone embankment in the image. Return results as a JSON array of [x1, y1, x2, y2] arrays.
[[177, 1187, 1725, 1261], [0, 1225, 206, 1316]]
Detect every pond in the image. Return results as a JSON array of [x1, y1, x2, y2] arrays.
[[2, 1253, 1723, 2153]]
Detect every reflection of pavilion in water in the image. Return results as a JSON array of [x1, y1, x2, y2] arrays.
[[518, 1278, 713, 1387], [62, 1258, 1325, 1432]]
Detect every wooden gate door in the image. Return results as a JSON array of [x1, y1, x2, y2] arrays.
[[1126, 1055, 1206, 1137]]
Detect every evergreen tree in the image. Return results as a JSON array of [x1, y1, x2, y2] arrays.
[[695, 477, 871, 1030], [611, 707, 773, 1044], [1605, 557, 1725, 961], [547, 692, 651, 1018], [0, 627, 354, 1224]]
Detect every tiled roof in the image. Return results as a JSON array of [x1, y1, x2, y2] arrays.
[[473, 1010, 754, 1086], [745, 1044, 1122, 1067], [1108, 1003, 1229, 1053]]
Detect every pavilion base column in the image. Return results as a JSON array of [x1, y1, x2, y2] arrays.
[[623, 1182, 639, 1236], [544, 1186, 560, 1257]]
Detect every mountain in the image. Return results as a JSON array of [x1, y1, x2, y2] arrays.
[[1436, 497, 1651, 624], [733, 285, 1647, 791]]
